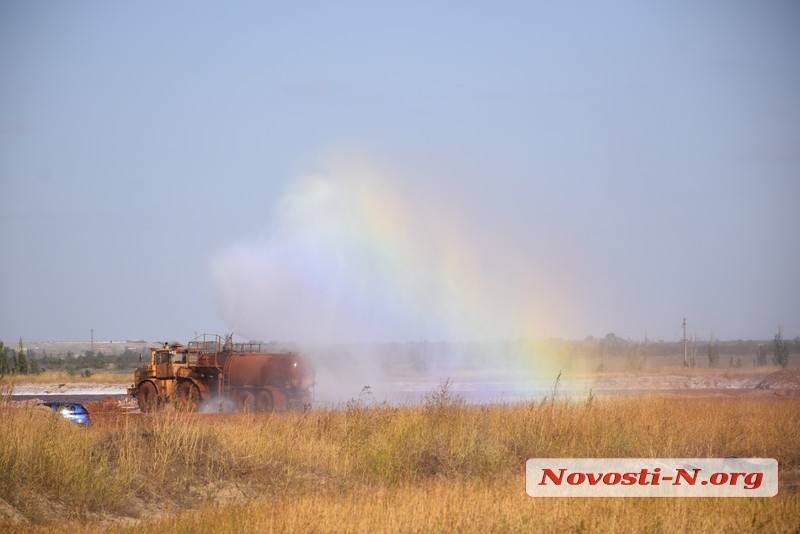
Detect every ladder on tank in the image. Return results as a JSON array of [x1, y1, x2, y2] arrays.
[[220, 351, 234, 398]]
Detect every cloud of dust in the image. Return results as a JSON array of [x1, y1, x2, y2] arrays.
[[211, 153, 585, 402]]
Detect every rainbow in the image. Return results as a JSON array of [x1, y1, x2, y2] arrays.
[[212, 155, 583, 378]]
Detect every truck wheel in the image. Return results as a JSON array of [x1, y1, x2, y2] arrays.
[[256, 390, 274, 413], [237, 390, 255, 413], [138, 382, 159, 413], [268, 387, 288, 412], [177, 382, 200, 412]]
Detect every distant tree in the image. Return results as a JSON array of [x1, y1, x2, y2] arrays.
[[756, 345, 768, 367], [89, 351, 107, 369], [773, 326, 789, 368], [707, 340, 719, 368], [11, 337, 28, 374], [0, 342, 8, 375], [14, 349, 28, 375]]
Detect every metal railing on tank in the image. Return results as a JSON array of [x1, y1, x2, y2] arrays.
[[187, 334, 267, 355], [187, 334, 224, 354]]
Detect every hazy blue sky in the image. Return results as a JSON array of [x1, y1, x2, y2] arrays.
[[1, 1, 798, 344]]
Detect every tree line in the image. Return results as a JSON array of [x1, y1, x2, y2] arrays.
[[0, 340, 142, 377]]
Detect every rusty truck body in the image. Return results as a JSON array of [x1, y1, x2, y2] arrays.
[[128, 334, 315, 413]]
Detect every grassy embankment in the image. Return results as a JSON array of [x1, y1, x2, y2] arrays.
[[1, 381, 799, 533]]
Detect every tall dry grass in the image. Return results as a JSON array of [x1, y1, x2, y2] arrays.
[[103, 479, 800, 534], [1, 380, 798, 532]]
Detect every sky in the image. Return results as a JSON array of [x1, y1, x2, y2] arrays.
[[1, 1, 798, 345]]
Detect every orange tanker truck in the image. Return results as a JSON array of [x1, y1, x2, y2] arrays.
[[128, 334, 315, 413]]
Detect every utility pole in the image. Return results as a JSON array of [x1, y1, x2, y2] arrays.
[[91, 328, 94, 352], [682, 318, 687, 367], [643, 332, 648, 370]]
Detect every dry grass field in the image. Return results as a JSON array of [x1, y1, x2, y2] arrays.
[[1, 375, 799, 533]]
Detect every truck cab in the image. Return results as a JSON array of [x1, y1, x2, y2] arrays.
[[129, 343, 197, 411], [154, 343, 186, 379]]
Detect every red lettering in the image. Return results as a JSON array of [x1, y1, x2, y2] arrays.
[[674, 468, 700, 485], [567, 472, 586, 485], [710, 472, 728, 485], [603, 472, 622, 485], [586, 473, 603, 485], [621, 472, 637, 485], [539, 468, 566, 486], [744, 472, 762, 490]]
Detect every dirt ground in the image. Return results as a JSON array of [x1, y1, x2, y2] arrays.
[[8, 367, 800, 414], [755, 367, 800, 390], [587, 367, 800, 398]]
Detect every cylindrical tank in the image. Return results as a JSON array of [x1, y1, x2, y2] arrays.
[[224, 351, 315, 395], [287, 352, 315, 391]]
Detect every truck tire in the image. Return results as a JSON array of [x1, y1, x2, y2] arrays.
[[237, 390, 255, 413], [256, 390, 274, 412], [176, 381, 200, 412], [138, 382, 159, 413], [268, 387, 288, 412]]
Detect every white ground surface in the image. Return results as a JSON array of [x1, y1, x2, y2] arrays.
[[7, 373, 780, 406], [10, 383, 128, 396]]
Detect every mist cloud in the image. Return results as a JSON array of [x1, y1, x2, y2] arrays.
[[211, 153, 584, 345]]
